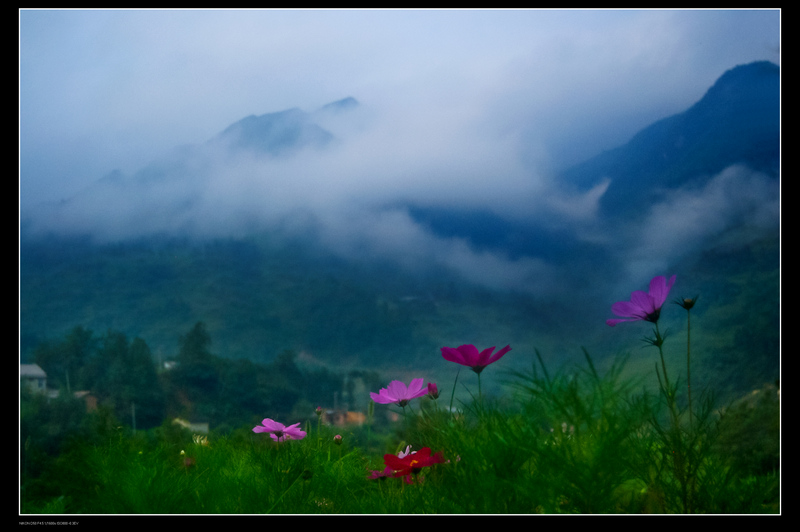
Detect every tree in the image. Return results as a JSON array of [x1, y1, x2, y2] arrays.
[[127, 337, 166, 429], [92, 330, 165, 430], [178, 321, 213, 366], [170, 321, 220, 417], [33, 326, 96, 392]]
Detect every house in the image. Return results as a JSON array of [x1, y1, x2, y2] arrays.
[[20, 364, 47, 394], [320, 409, 367, 427], [172, 418, 210, 434], [20, 364, 98, 411], [73, 390, 98, 412]]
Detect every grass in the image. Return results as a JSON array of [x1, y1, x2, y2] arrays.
[[20, 344, 779, 515]]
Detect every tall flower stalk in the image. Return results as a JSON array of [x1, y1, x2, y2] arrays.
[[607, 275, 712, 513], [647, 321, 679, 428], [676, 296, 698, 428], [607, 275, 679, 417]]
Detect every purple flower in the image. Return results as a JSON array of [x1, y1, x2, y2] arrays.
[[440, 344, 512, 374], [370, 378, 429, 407], [607, 275, 676, 327], [252, 418, 307, 442]]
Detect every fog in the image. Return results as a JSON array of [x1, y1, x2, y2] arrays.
[[19, 9, 781, 302]]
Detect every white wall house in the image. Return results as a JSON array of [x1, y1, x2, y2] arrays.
[[20, 364, 47, 394]]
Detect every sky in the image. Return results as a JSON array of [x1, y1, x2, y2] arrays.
[[18, 9, 781, 300]]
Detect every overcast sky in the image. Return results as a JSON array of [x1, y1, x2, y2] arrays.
[[20, 9, 779, 204], [19, 9, 781, 307]]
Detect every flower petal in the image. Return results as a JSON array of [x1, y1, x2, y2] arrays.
[[487, 344, 512, 364], [630, 290, 657, 315], [441, 346, 468, 365], [386, 380, 409, 400], [370, 391, 396, 404], [457, 344, 480, 365], [611, 299, 646, 318], [475, 346, 497, 366], [649, 274, 676, 308], [259, 419, 285, 432], [406, 378, 425, 396]]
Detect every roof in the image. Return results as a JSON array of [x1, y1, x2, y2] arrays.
[[20, 364, 47, 378]]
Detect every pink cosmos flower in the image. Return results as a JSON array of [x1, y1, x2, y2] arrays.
[[252, 418, 307, 442], [606, 275, 676, 327], [440, 344, 512, 374], [370, 378, 429, 407]]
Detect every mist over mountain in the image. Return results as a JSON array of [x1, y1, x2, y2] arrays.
[[19, 61, 780, 399], [564, 60, 779, 218], [214, 107, 334, 156], [408, 61, 779, 258]]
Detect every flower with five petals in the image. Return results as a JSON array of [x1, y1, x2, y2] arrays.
[[370, 378, 429, 407], [440, 344, 512, 374], [252, 418, 307, 442], [606, 275, 676, 327]]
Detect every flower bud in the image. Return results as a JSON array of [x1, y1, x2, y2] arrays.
[[427, 382, 439, 399], [675, 295, 698, 310]]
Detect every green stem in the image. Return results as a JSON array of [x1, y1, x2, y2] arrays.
[[449, 368, 461, 415], [655, 322, 671, 392], [266, 468, 304, 514], [686, 309, 693, 429], [655, 322, 679, 428]]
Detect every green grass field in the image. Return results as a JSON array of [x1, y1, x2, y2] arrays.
[[20, 344, 779, 515]]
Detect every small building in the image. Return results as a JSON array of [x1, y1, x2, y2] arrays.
[[321, 409, 367, 427], [20, 364, 47, 394], [172, 418, 210, 434], [74, 390, 98, 412]]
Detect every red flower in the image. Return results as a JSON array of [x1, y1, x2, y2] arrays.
[[383, 447, 445, 483]]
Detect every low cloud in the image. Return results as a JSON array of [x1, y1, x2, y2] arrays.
[[21, 91, 779, 309], [607, 164, 780, 292]]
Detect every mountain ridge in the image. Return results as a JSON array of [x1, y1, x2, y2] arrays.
[[407, 60, 779, 258], [562, 60, 779, 218], [19, 65, 780, 401]]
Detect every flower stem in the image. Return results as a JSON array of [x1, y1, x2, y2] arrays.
[[449, 368, 460, 415], [686, 308, 693, 428], [654, 322, 678, 427], [655, 322, 669, 388]]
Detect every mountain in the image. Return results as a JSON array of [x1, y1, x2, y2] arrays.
[[409, 61, 780, 253], [19, 97, 362, 241], [211, 97, 360, 156], [213, 107, 335, 156], [19, 67, 780, 401], [317, 96, 359, 115], [562, 60, 779, 219]]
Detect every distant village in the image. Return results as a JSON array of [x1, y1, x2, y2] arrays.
[[20, 362, 390, 436]]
